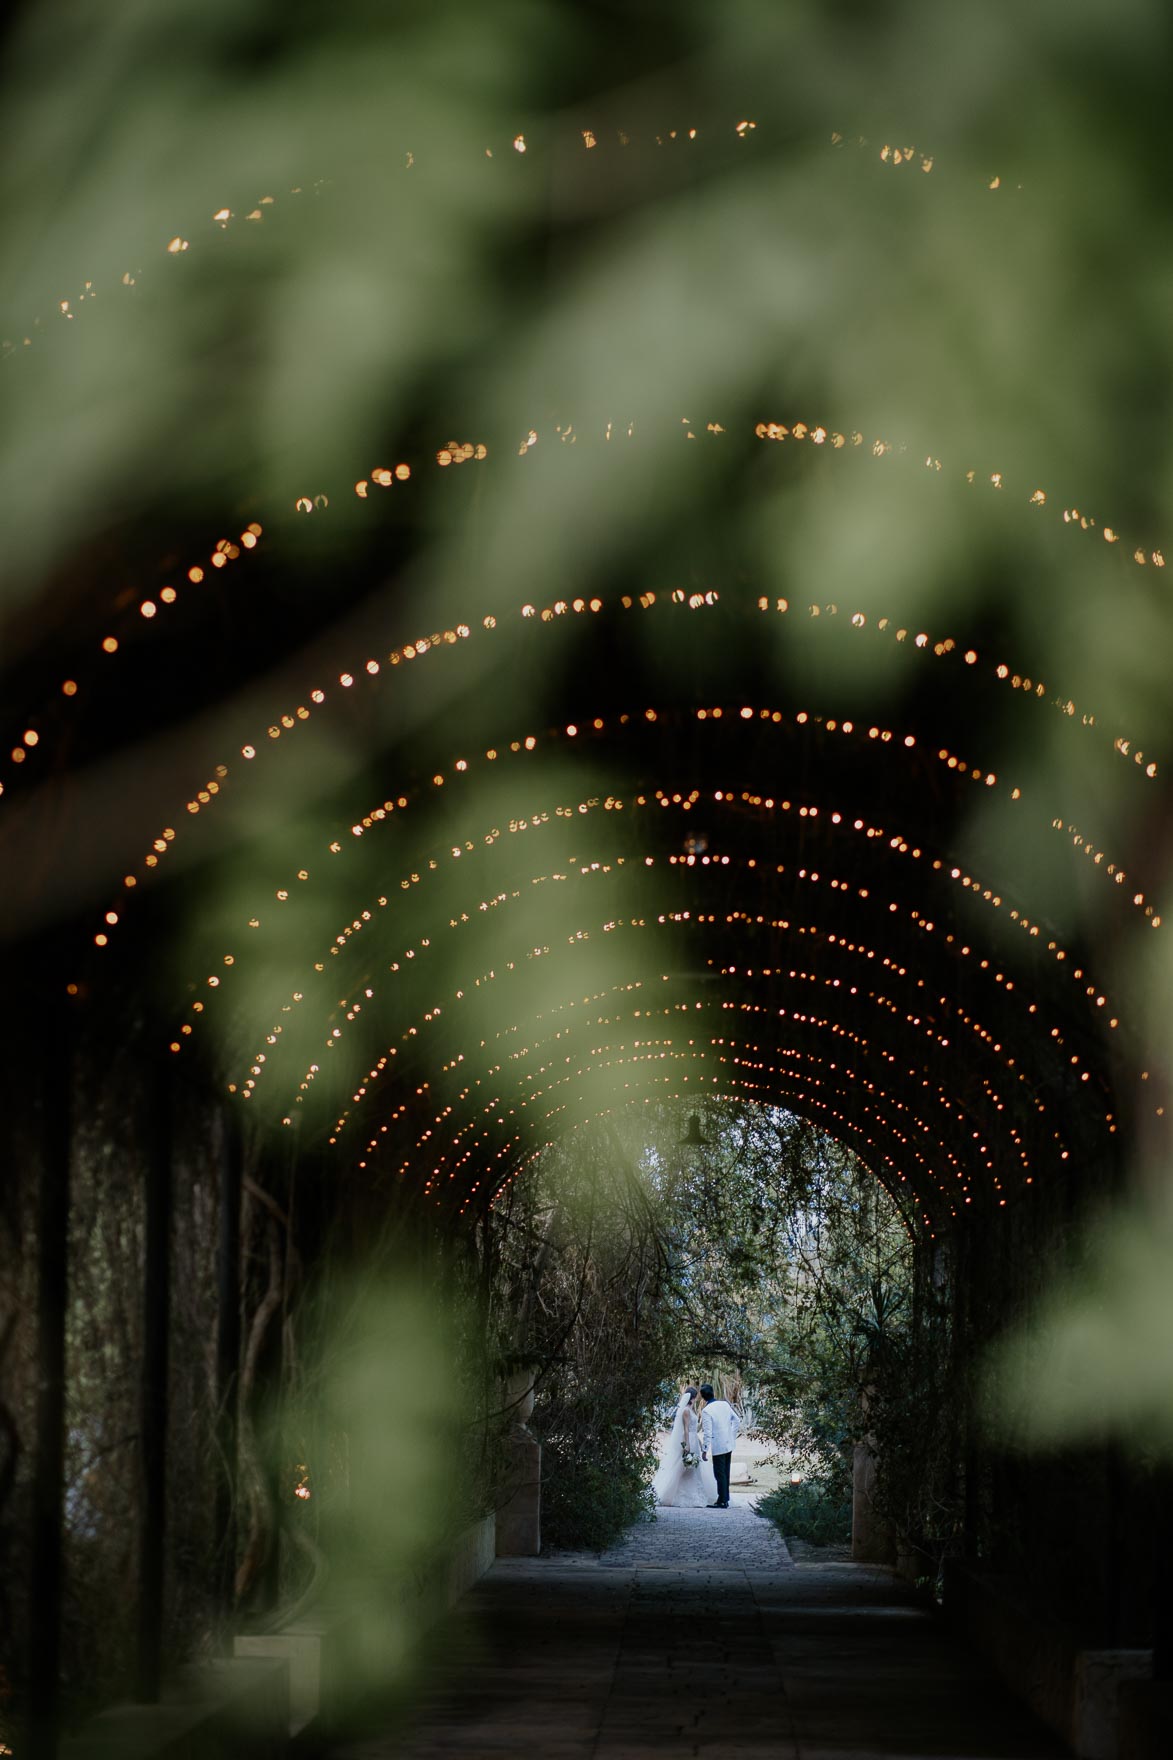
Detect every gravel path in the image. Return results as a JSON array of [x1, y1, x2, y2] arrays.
[[594, 1499, 794, 1569]]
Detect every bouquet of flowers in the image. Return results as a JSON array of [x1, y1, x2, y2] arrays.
[[681, 1449, 700, 1469]]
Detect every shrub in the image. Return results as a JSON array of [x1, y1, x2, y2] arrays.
[[754, 1476, 852, 1547], [539, 1440, 658, 1553]]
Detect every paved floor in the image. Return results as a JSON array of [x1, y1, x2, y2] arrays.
[[327, 1506, 1066, 1758], [597, 1500, 795, 1570]]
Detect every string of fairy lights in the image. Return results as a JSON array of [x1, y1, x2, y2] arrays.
[[184, 751, 1112, 1220], [482, 979, 1109, 1238], [4, 125, 1015, 359], [5, 116, 1164, 1232], [391, 982, 1146, 1230], [325, 947, 1074, 1216], [2, 115, 1169, 795], [4, 424, 1168, 822], [327, 899, 1057, 1162], [58, 593, 1163, 977], [49, 663, 1136, 1222], [348, 954, 1010, 1180], [433, 1036, 1008, 1238], [6, 118, 1168, 920], [442, 1048, 945, 1218], [311, 871, 1087, 1158], [154, 728, 1113, 1239], [175, 706, 1127, 1063], [379, 1003, 984, 1211]]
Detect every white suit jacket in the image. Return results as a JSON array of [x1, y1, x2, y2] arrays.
[[701, 1399, 740, 1456]]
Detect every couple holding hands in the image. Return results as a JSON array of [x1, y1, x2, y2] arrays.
[[652, 1383, 741, 1509]]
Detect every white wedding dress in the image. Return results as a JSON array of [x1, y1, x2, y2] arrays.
[[652, 1391, 719, 1507]]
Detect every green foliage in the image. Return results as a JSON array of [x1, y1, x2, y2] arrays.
[[630, 1099, 965, 1565], [475, 1099, 952, 1561], [754, 1478, 852, 1549], [463, 1122, 678, 1551], [540, 1441, 658, 1554], [446, 1094, 963, 1564], [985, 1205, 1173, 1455], [861, 1278, 963, 1565]]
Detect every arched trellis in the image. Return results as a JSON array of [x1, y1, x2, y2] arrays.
[[208, 775, 1124, 1083], [146, 713, 1126, 1238], [180, 701, 1135, 1008], [479, 1085, 927, 1242], [66, 644, 1127, 1267], [437, 1035, 971, 1227], [5, 115, 1169, 1032], [332, 921, 1053, 1177], [54, 556, 1169, 929], [325, 962, 1077, 1226], [4, 446, 1170, 935], [218, 834, 1108, 1113], [13, 68, 1173, 1760], [34, 577, 1148, 1034], [3, 435, 1167, 1259], [318, 909, 1056, 1164], [166, 702, 1126, 1099], [5, 420, 1169, 796], [10, 97, 1173, 1755]]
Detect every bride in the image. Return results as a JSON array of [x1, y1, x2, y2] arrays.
[[652, 1386, 719, 1507]]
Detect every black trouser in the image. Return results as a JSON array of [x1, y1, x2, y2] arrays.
[[712, 1451, 732, 1506]]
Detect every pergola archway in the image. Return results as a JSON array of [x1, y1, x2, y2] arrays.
[[5, 72, 1173, 1757], [29, 523, 1146, 1217]]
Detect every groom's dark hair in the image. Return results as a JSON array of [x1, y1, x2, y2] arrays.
[[699, 1384, 715, 1401]]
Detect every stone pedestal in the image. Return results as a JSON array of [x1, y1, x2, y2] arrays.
[[945, 1560, 1154, 1760], [233, 1513, 498, 1740], [58, 1658, 289, 1760], [496, 1372, 541, 1556]]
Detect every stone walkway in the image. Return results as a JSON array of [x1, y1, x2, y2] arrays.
[[327, 1508, 1067, 1758], [595, 1500, 794, 1570]]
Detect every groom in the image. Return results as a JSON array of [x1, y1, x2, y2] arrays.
[[699, 1383, 739, 1509]]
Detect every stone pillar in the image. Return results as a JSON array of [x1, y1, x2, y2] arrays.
[[136, 1052, 173, 1702], [496, 1372, 541, 1557], [29, 981, 72, 1760], [852, 1433, 897, 1566]]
